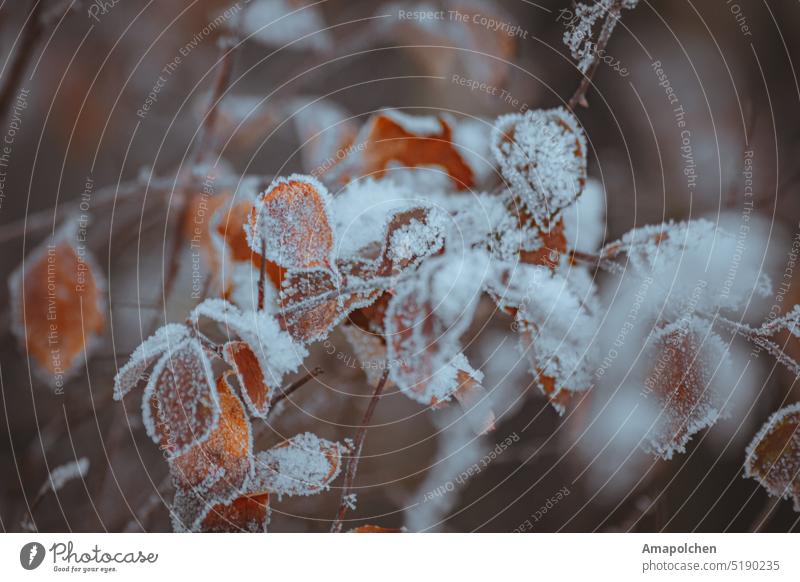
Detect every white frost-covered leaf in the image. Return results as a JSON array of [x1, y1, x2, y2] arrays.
[[114, 323, 190, 400]]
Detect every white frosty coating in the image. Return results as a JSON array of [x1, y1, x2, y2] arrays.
[[330, 178, 438, 259], [639, 317, 731, 460], [379, 109, 444, 136], [492, 108, 587, 228], [40, 457, 90, 496], [563, 0, 638, 73], [562, 177, 606, 254], [616, 219, 773, 320], [386, 209, 448, 269], [515, 268, 598, 413], [226, 260, 279, 314], [243, 0, 333, 53], [250, 432, 342, 498], [141, 337, 220, 458], [385, 250, 490, 404], [744, 402, 800, 510], [113, 323, 190, 400], [450, 116, 494, 185], [170, 483, 268, 533], [191, 298, 308, 388], [340, 324, 391, 385], [245, 173, 336, 269]]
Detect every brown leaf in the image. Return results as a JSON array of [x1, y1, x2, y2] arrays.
[[222, 341, 274, 418]]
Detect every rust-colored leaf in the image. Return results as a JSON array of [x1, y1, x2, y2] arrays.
[[745, 403, 800, 511], [343, 111, 474, 190], [349, 525, 405, 533], [10, 232, 105, 384], [200, 492, 270, 533], [222, 340, 274, 418]]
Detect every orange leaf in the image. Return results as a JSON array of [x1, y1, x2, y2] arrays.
[[169, 372, 252, 493], [223, 340, 274, 418], [200, 492, 270, 533], [745, 403, 800, 511], [342, 111, 474, 190], [349, 525, 405, 533], [10, 231, 105, 385], [247, 175, 335, 270]]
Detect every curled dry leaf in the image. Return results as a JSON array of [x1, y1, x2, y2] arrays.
[[142, 338, 220, 458], [10, 227, 106, 385], [336, 110, 475, 190], [250, 432, 343, 498], [745, 402, 800, 511], [492, 107, 587, 229], [222, 340, 274, 418]]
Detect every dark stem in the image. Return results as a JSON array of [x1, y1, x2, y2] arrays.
[[567, 1, 624, 110], [330, 369, 390, 533], [270, 367, 324, 408], [0, 0, 43, 123], [258, 237, 267, 311]]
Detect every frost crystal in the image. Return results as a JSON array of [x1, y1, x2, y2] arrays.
[[114, 323, 190, 400], [41, 458, 90, 496], [492, 108, 587, 228]]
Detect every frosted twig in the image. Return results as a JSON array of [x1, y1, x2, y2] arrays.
[[567, 0, 625, 109], [330, 369, 389, 533]]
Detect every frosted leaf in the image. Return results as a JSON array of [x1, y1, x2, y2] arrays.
[[114, 323, 190, 400], [385, 251, 490, 404], [563, 1, 637, 74], [251, 432, 342, 498], [246, 174, 336, 271], [191, 298, 308, 386], [243, 0, 333, 53], [515, 269, 598, 414], [200, 493, 270, 533], [223, 341, 274, 418], [562, 177, 606, 254], [40, 458, 89, 496], [279, 266, 342, 343], [170, 373, 252, 492], [9, 222, 106, 386], [340, 324, 391, 386], [382, 206, 448, 275], [612, 218, 773, 319], [492, 108, 587, 228], [640, 318, 730, 460], [332, 110, 475, 190], [744, 402, 800, 511], [142, 338, 220, 458]]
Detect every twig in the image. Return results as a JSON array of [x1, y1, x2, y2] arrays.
[[258, 237, 267, 311], [568, 0, 624, 109], [270, 366, 324, 408], [330, 369, 390, 533], [0, 0, 43, 122]]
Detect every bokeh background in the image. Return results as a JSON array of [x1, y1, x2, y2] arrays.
[[1, 0, 799, 532]]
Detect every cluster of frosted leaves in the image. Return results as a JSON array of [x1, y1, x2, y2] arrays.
[[639, 317, 731, 460], [745, 403, 800, 511], [563, 0, 639, 74], [330, 109, 486, 191], [380, 0, 518, 86], [507, 266, 599, 414], [385, 250, 490, 405], [492, 107, 587, 229], [9, 222, 106, 386], [171, 375, 344, 532], [611, 219, 772, 319], [191, 298, 308, 416]]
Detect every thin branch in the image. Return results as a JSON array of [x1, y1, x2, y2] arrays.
[[270, 366, 324, 408], [568, 0, 624, 110], [258, 237, 267, 311], [0, 0, 43, 122], [330, 369, 390, 533]]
